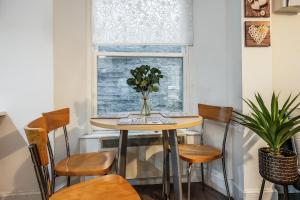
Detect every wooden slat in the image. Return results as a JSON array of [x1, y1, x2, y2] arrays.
[[179, 144, 222, 163], [54, 151, 116, 176], [198, 104, 233, 123], [50, 174, 141, 200], [25, 117, 49, 166], [43, 108, 70, 132]]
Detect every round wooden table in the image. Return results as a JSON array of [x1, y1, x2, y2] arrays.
[[90, 115, 202, 200]]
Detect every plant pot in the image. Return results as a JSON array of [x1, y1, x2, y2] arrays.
[[258, 147, 298, 185]]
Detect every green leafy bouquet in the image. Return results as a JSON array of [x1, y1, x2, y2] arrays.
[[127, 65, 164, 115]]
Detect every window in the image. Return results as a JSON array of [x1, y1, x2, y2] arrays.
[[91, 0, 193, 116], [95, 45, 185, 115]]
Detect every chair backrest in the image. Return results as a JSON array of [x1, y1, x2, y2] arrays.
[[26, 117, 49, 166], [42, 108, 70, 132], [198, 104, 233, 155], [43, 108, 71, 157], [25, 117, 51, 200], [198, 104, 233, 123]]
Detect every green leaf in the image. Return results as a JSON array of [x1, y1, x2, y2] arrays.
[[126, 65, 164, 94], [152, 85, 159, 92], [127, 78, 135, 86], [234, 93, 300, 152], [140, 80, 148, 87]]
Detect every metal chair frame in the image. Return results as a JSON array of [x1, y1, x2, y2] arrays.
[[185, 118, 231, 200], [29, 144, 51, 200], [161, 105, 232, 200], [47, 125, 71, 193]]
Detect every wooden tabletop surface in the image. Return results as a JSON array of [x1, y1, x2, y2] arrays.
[[90, 114, 202, 131], [0, 112, 6, 117]]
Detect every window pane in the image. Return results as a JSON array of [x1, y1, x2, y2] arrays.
[[97, 56, 183, 115], [98, 45, 182, 53]]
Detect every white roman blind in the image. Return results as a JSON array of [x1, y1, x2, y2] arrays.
[[92, 0, 193, 45]]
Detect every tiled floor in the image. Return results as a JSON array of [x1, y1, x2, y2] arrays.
[[134, 182, 227, 200]]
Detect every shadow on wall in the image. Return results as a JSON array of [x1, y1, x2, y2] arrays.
[[243, 129, 260, 162], [53, 100, 88, 162], [74, 100, 88, 131], [0, 115, 40, 200], [51, 100, 88, 188]]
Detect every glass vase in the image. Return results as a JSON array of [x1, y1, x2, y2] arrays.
[[141, 95, 151, 116]]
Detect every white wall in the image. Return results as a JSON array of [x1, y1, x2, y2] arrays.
[[272, 13, 300, 101], [188, 1, 242, 112], [272, 11, 300, 196], [238, 0, 275, 198], [53, 0, 90, 187], [188, 0, 242, 195], [53, 0, 89, 157], [0, 0, 53, 199]]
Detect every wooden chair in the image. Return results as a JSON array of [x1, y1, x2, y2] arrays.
[[25, 117, 141, 200], [179, 104, 233, 200], [42, 108, 116, 192]]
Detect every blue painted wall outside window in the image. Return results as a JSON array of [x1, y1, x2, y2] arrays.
[[97, 46, 183, 115]]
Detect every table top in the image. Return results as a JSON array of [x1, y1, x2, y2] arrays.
[[0, 112, 6, 117], [90, 114, 202, 131]]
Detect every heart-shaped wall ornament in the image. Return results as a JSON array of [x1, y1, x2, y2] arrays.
[[249, 0, 268, 10], [245, 0, 270, 17], [248, 24, 269, 45]]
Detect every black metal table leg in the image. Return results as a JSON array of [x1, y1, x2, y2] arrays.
[[117, 130, 128, 177], [283, 185, 289, 200], [259, 179, 265, 200], [168, 129, 183, 200], [162, 130, 170, 200]]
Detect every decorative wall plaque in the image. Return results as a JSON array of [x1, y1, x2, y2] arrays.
[[245, 0, 270, 17], [245, 21, 270, 47]]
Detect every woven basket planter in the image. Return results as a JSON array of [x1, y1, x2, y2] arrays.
[[259, 147, 298, 185]]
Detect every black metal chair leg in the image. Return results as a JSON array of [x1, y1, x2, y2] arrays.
[[114, 158, 118, 173], [67, 176, 70, 186], [283, 185, 289, 200], [162, 163, 165, 200], [187, 163, 192, 200], [51, 175, 56, 194], [162, 153, 167, 200], [201, 163, 205, 190], [221, 157, 231, 200], [258, 179, 265, 200]]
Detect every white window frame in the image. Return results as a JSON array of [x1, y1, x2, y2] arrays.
[[91, 47, 190, 131]]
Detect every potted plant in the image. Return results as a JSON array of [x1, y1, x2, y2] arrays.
[[234, 93, 300, 185], [127, 65, 163, 116]]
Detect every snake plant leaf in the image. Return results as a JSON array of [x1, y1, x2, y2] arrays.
[[281, 93, 300, 118], [270, 93, 279, 121], [234, 93, 300, 154], [255, 93, 272, 121], [279, 94, 292, 120]]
